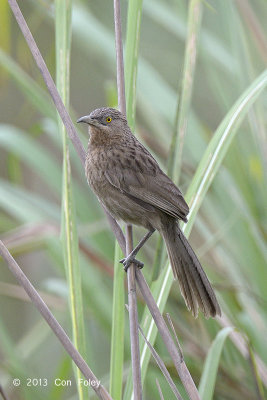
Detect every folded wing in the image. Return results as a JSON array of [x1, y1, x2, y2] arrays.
[[105, 147, 189, 222]]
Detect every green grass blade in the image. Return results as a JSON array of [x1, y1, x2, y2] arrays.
[[185, 69, 267, 236], [55, 1, 87, 399], [198, 327, 233, 399], [124, 69, 267, 398], [170, 0, 203, 184]]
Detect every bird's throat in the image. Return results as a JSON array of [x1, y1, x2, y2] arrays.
[[89, 126, 109, 146]]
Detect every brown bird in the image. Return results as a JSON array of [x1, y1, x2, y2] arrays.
[[78, 107, 221, 318]]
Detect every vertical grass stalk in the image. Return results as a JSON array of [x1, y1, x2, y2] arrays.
[[55, 1, 86, 399]]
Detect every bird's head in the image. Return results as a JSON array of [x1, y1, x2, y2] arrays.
[[77, 107, 129, 143]]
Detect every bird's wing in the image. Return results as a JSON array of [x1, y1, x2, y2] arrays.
[[104, 147, 189, 222]]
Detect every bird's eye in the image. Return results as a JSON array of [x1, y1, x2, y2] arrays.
[[106, 116, 112, 123]]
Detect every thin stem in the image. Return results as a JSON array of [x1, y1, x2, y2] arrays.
[[114, 1, 142, 398], [0, 241, 112, 400], [113, 0, 126, 116]]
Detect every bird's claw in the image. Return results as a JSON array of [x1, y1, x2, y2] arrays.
[[119, 256, 144, 271]]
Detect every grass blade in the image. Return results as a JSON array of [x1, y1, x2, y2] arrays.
[[185, 69, 267, 235], [170, 0, 203, 184], [198, 327, 233, 399], [55, 1, 86, 399]]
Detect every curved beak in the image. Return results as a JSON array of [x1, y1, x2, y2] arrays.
[[77, 115, 100, 127]]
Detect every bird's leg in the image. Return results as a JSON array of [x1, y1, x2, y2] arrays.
[[120, 229, 155, 271]]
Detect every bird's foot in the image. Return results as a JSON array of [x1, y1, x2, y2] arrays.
[[119, 256, 144, 272]]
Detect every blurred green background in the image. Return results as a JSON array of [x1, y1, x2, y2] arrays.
[[0, 0, 266, 399]]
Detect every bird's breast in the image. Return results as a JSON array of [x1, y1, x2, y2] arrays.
[[85, 148, 108, 194]]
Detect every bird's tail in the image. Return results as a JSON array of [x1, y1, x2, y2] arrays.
[[160, 220, 221, 318]]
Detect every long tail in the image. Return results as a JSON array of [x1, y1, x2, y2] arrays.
[[160, 220, 221, 318]]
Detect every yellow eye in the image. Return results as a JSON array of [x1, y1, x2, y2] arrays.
[[106, 116, 112, 123]]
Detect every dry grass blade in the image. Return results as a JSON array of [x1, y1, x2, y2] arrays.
[[166, 313, 183, 361], [113, 0, 126, 116]]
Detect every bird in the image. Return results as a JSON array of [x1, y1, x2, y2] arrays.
[[77, 107, 221, 318]]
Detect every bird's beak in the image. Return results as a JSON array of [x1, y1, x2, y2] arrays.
[[77, 115, 100, 127]]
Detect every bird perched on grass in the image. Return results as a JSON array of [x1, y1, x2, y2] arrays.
[[77, 107, 221, 318]]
